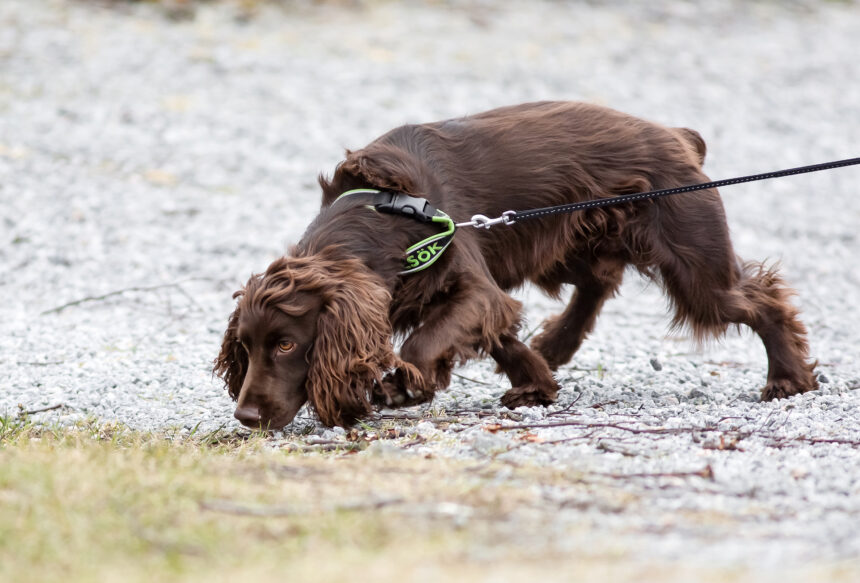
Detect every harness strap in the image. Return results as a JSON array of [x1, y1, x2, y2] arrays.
[[333, 189, 456, 275]]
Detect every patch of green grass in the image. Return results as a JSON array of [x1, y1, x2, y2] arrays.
[[2, 418, 858, 582]]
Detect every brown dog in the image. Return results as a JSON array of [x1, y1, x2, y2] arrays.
[[215, 101, 817, 429]]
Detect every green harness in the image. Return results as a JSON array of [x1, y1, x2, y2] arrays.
[[332, 189, 456, 275]]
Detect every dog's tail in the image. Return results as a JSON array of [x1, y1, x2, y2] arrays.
[[675, 127, 707, 166]]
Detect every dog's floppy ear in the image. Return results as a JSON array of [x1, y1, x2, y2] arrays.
[[319, 146, 431, 205], [213, 291, 248, 401], [318, 150, 382, 206], [305, 256, 396, 427]]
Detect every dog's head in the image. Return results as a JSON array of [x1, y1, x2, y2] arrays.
[[214, 250, 395, 429]]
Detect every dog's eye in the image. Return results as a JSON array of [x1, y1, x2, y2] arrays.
[[277, 340, 296, 354]]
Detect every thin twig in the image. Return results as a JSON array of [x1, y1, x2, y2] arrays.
[[716, 416, 748, 424], [200, 499, 304, 517], [174, 284, 206, 313], [18, 403, 66, 416], [335, 496, 406, 512], [596, 441, 641, 457], [595, 465, 715, 481], [488, 415, 860, 451], [130, 520, 205, 557], [771, 436, 860, 447], [374, 412, 474, 424], [199, 496, 404, 517], [400, 436, 427, 448], [485, 419, 720, 436], [451, 372, 494, 386], [589, 399, 621, 409], [303, 437, 346, 446], [282, 442, 362, 453], [547, 390, 585, 416], [452, 408, 523, 421], [525, 435, 589, 447], [40, 277, 216, 315]]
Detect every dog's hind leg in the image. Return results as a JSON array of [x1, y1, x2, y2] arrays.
[[530, 255, 625, 370], [651, 204, 818, 401], [720, 260, 818, 400]]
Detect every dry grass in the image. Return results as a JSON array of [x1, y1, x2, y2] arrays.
[[1, 416, 857, 582], [0, 417, 570, 582]]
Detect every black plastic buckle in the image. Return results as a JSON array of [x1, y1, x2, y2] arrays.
[[374, 192, 438, 223]]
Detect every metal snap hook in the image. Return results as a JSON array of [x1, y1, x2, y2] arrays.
[[456, 211, 517, 229]]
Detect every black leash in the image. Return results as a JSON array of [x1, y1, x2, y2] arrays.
[[334, 157, 859, 275], [456, 156, 860, 229]]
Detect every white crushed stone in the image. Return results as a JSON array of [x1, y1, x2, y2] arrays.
[[2, 0, 860, 573]]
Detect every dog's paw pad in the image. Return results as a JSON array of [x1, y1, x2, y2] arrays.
[[760, 376, 819, 401], [372, 371, 433, 409], [501, 384, 558, 409]]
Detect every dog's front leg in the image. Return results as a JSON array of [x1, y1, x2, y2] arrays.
[[372, 274, 559, 411], [372, 274, 512, 408], [372, 358, 434, 409], [371, 308, 464, 409]]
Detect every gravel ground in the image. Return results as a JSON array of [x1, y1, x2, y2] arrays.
[[2, 0, 860, 576]]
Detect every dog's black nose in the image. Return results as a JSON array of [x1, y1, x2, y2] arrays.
[[234, 405, 262, 426]]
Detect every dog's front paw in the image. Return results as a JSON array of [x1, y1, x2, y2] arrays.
[[372, 368, 433, 409], [760, 375, 819, 401], [501, 383, 559, 409]]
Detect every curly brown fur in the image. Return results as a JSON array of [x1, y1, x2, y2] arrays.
[[216, 101, 817, 429]]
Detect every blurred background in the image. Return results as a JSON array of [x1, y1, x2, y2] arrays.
[[3, 2, 860, 576]]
